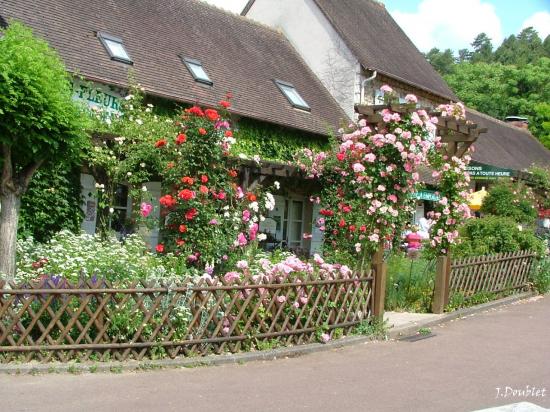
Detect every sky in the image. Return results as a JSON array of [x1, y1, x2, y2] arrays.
[[201, 0, 550, 53]]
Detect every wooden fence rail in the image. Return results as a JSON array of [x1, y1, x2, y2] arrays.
[[0, 271, 373, 363], [432, 250, 535, 313]]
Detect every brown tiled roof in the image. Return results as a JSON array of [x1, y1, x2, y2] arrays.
[[0, 0, 348, 136], [309, 0, 458, 101], [468, 109, 550, 171]]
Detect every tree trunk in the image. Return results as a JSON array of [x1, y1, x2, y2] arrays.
[[0, 191, 21, 281]]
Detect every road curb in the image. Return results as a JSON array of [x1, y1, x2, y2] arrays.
[[0, 291, 538, 375]]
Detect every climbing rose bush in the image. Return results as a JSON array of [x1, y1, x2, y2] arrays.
[[424, 103, 474, 257], [152, 101, 275, 270], [295, 86, 438, 268], [295, 86, 472, 267]]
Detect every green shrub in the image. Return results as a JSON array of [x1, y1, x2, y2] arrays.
[[454, 215, 545, 257], [532, 258, 550, 294], [480, 181, 537, 225]]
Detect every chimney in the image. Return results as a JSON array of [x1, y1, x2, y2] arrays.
[[504, 116, 529, 130]]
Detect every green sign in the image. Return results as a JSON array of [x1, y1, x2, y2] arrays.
[[411, 189, 440, 202], [466, 163, 513, 180], [72, 79, 123, 114]]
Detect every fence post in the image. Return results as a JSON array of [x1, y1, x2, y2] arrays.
[[432, 255, 449, 314], [444, 252, 452, 306], [372, 245, 387, 319]]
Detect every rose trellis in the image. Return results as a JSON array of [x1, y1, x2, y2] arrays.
[[296, 86, 485, 271]]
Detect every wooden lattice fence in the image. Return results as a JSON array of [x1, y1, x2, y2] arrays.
[[0, 271, 373, 363], [449, 250, 536, 297]]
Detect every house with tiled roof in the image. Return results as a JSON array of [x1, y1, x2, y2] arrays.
[[243, 0, 550, 219], [0, 0, 350, 253]]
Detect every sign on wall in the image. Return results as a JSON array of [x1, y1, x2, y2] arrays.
[[466, 162, 514, 180], [72, 79, 124, 115], [410, 189, 440, 202]]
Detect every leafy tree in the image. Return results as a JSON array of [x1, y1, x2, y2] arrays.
[[0, 22, 88, 279], [494, 34, 518, 65], [444, 58, 550, 145], [457, 48, 472, 63], [495, 28, 545, 66], [532, 103, 550, 150], [470, 33, 493, 63], [425, 48, 456, 75], [543, 35, 550, 56]]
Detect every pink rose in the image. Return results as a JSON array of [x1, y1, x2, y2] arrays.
[[140, 202, 153, 218]]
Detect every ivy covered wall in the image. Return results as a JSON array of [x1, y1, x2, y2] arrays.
[[19, 163, 84, 242], [232, 117, 330, 162]]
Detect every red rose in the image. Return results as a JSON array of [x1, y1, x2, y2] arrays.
[[226, 91, 233, 99], [219, 100, 231, 108], [199, 185, 209, 194], [338, 219, 346, 228], [185, 208, 198, 220], [187, 106, 204, 117], [224, 130, 233, 137], [204, 109, 220, 122], [229, 170, 238, 178], [175, 133, 187, 145], [159, 194, 177, 208], [181, 176, 194, 185], [178, 189, 196, 201], [176, 239, 185, 247], [200, 175, 208, 183], [156, 244, 165, 253], [342, 205, 352, 213], [155, 139, 167, 148], [179, 224, 187, 233], [336, 152, 345, 161], [319, 209, 334, 217], [198, 128, 207, 135], [217, 191, 227, 200], [348, 225, 356, 232], [360, 225, 367, 232], [247, 193, 257, 202]]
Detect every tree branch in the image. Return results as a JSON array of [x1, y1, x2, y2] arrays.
[[16, 158, 45, 194]]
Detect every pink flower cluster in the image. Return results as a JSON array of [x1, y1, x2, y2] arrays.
[[296, 89, 438, 256]]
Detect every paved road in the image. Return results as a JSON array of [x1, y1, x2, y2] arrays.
[[1, 296, 549, 412]]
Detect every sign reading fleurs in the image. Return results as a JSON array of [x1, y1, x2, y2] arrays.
[[72, 79, 123, 114]]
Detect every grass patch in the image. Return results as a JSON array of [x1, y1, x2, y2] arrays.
[[385, 252, 435, 313]]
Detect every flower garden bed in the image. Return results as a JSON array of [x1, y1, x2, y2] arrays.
[[0, 259, 373, 363]]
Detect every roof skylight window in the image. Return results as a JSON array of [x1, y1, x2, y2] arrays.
[[182, 57, 213, 85], [97, 32, 133, 64], [274, 80, 310, 111]]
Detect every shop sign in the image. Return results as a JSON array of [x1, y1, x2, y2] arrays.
[[411, 189, 440, 202], [466, 163, 513, 180], [72, 79, 124, 115]]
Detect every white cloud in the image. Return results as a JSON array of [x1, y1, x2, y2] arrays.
[[200, 0, 249, 14], [390, 0, 503, 52], [521, 11, 550, 39]]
